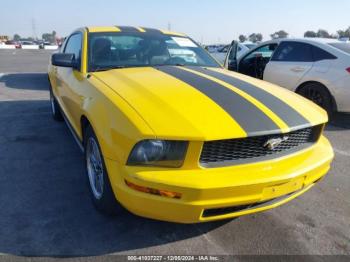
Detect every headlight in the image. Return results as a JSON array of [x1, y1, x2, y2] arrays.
[[127, 140, 188, 167]]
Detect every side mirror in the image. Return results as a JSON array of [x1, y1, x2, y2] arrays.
[[52, 53, 78, 69], [254, 53, 264, 79], [226, 40, 239, 71]]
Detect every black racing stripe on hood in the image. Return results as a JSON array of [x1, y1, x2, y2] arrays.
[[117, 26, 141, 32], [157, 66, 281, 136], [189, 66, 310, 130], [141, 27, 163, 34]]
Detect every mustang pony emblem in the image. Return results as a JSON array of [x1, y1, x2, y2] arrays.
[[263, 136, 289, 150]]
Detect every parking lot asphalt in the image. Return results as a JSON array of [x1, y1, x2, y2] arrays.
[[0, 50, 349, 257]]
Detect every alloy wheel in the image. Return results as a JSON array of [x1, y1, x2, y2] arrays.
[[86, 137, 104, 199]]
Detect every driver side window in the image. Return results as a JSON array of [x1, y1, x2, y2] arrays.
[[243, 44, 277, 61], [238, 44, 278, 79], [64, 33, 82, 70]]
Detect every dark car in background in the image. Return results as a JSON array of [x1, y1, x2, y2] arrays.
[[5, 40, 21, 49], [39, 41, 53, 49]]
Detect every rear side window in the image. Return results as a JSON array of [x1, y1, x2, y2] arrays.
[[329, 43, 350, 54], [312, 46, 337, 61], [271, 42, 313, 62]]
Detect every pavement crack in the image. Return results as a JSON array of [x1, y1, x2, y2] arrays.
[[194, 224, 228, 255]]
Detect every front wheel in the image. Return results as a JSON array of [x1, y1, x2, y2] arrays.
[[84, 125, 122, 215], [297, 83, 334, 117], [49, 89, 63, 121]]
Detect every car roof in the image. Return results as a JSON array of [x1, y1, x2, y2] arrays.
[[258, 38, 343, 46], [85, 26, 186, 37], [290, 38, 343, 44], [244, 37, 350, 59], [242, 41, 256, 45]]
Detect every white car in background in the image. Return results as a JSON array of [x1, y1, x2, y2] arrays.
[[242, 42, 258, 50], [210, 42, 256, 64], [224, 38, 350, 115]]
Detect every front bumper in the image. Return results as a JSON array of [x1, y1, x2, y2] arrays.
[[105, 136, 333, 223]]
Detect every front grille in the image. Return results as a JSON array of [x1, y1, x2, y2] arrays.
[[200, 126, 322, 168]]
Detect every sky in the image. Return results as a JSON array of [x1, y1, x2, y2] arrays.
[[0, 0, 349, 44]]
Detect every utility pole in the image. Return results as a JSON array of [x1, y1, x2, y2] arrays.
[[32, 18, 37, 40], [167, 22, 172, 31]]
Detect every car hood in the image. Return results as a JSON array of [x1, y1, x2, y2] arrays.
[[92, 66, 327, 140]]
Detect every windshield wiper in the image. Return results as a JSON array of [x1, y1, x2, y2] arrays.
[[93, 64, 189, 72], [92, 65, 127, 72], [154, 63, 186, 67]]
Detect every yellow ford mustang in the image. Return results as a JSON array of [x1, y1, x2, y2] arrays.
[[48, 26, 334, 223]]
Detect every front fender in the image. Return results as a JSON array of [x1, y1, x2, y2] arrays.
[[81, 76, 155, 164]]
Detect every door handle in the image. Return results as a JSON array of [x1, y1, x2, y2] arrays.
[[291, 67, 305, 72]]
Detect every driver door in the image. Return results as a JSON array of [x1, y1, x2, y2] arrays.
[[56, 32, 85, 134]]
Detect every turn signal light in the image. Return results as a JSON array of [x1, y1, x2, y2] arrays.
[[125, 180, 182, 199]]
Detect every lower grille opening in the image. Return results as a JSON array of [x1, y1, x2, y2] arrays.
[[202, 193, 294, 218]]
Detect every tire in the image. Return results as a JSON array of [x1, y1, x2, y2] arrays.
[[48, 77, 63, 121], [49, 90, 63, 121], [297, 83, 334, 117], [84, 125, 122, 215]]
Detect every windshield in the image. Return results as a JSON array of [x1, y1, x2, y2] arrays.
[[329, 43, 350, 54], [88, 32, 220, 71]]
